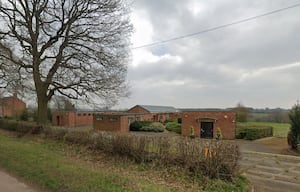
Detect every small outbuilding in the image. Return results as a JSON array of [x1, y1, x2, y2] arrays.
[[181, 110, 236, 139], [52, 111, 94, 127]]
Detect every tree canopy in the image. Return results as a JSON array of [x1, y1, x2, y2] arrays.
[[0, 0, 132, 124]]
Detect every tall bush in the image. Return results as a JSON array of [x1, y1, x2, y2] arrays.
[[129, 121, 152, 131], [165, 122, 181, 134], [236, 126, 273, 140], [288, 102, 300, 149]]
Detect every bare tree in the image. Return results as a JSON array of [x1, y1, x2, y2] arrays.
[[0, 0, 132, 124]]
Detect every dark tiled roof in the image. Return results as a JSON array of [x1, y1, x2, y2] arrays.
[[178, 108, 228, 112], [138, 105, 177, 113]]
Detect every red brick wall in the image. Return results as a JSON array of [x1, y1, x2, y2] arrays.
[[181, 111, 236, 139], [142, 114, 154, 121], [93, 115, 133, 132], [93, 114, 145, 132], [93, 115, 122, 132], [52, 112, 93, 127], [0, 96, 26, 118]]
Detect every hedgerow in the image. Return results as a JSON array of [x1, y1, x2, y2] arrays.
[[0, 120, 239, 180]]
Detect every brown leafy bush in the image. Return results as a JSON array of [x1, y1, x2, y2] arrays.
[[63, 130, 91, 145], [43, 127, 68, 140], [0, 119, 43, 134], [101, 134, 239, 180]]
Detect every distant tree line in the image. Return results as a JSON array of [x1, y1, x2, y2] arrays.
[[232, 103, 290, 123]]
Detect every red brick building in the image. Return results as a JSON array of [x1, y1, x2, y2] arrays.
[[93, 105, 180, 132], [0, 94, 26, 118], [127, 105, 179, 122], [93, 113, 143, 132], [181, 110, 236, 139], [52, 111, 94, 127]]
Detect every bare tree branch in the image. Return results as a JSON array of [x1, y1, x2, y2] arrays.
[[0, 0, 132, 124]]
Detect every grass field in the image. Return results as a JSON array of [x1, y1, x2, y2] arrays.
[[238, 122, 290, 137], [0, 131, 248, 192]]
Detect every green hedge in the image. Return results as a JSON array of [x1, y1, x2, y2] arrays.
[[165, 122, 181, 134], [130, 122, 165, 132], [129, 121, 152, 131], [236, 126, 273, 140], [140, 126, 164, 132]]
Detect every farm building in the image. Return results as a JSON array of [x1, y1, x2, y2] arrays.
[[0, 94, 26, 118], [52, 109, 125, 127], [93, 113, 144, 132], [52, 111, 94, 127], [181, 110, 236, 139], [127, 105, 180, 122]]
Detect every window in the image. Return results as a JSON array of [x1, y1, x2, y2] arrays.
[[109, 117, 118, 122]]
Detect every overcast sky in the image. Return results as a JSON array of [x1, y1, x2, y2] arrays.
[[117, 0, 300, 109]]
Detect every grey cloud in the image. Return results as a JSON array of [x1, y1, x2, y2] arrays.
[[121, 0, 300, 109]]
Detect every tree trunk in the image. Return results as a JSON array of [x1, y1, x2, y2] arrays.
[[37, 93, 49, 125]]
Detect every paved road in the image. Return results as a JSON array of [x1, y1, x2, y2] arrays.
[[239, 149, 300, 192], [0, 170, 38, 192]]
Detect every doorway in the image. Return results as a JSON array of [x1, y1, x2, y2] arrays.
[[200, 122, 214, 138], [57, 116, 60, 126]]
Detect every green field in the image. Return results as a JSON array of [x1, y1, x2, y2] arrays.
[[0, 131, 248, 192], [238, 122, 290, 137]]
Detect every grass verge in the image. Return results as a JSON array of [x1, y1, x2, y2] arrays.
[[0, 131, 248, 192]]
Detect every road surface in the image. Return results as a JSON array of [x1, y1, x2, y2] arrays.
[[0, 170, 38, 192]]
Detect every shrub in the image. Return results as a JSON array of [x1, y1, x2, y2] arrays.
[[288, 103, 300, 149], [164, 118, 182, 124], [140, 126, 164, 132], [164, 118, 175, 124], [0, 119, 43, 134], [139, 122, 165, 132], [236, 126, 273, 140], [129, 121, 152, 131], [150, 122, 165, 129], [43, 127, 68, 140], [63, 130, 92, 145], [20, 109, 29, 121], [166, 122, 181, 134]]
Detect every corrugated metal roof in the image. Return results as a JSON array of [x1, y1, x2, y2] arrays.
[[138, 105, 177, 113]]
